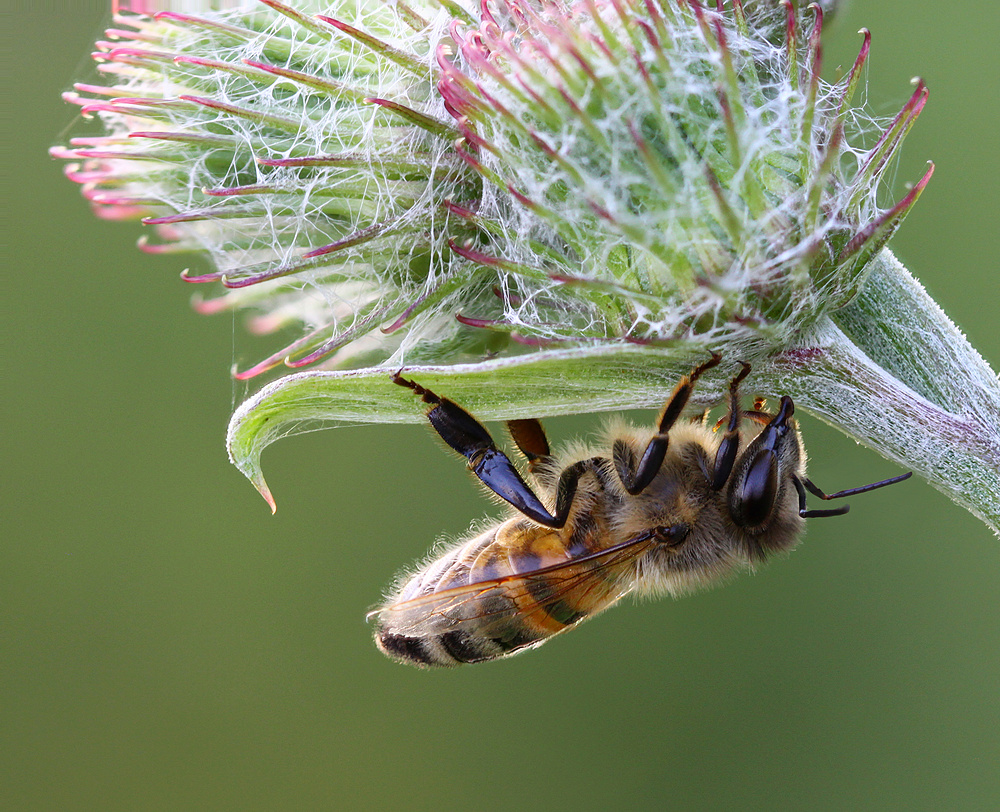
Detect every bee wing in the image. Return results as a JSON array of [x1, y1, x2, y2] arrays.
[[370, 533, 657, 638]]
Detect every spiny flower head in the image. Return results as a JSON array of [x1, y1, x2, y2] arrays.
[[54, 0, 931, 378]]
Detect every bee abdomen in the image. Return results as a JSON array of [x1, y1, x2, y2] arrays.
[[374, 521, 601, 666], [375, 597, 588, 666], [375, 628, 511, 667], [375, 630, 438, 667]]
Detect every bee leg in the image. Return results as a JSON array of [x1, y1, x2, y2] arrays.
[[614, 353, 721, 495], [506, 418, 552, 474], [741, 409, 772, 427], [710, 362, 752, 490], [793, 472, 913, 519], [392, 373, 560, 527], [551, 457, 611, 526]]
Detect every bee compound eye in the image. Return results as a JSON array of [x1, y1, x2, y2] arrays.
[[654, 523, 689, 547], [732, 449, 779, 528]]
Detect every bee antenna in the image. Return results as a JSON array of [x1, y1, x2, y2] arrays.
[[792, 472, 912, 519]]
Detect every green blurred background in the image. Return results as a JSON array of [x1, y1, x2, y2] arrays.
[[6, 2, 998, 810]]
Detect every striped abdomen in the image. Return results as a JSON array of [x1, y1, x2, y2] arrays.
[[374, 516, 626, 667]]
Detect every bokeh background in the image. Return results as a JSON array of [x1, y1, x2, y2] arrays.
[[6, 2, 998, 810]]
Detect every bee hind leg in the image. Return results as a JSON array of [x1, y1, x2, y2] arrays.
[[392, 373, 561, 527]]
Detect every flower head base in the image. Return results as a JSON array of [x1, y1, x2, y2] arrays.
[[54, 0, 931, 378]]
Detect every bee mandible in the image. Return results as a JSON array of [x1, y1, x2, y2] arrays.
[[371, 355, 910, 667]]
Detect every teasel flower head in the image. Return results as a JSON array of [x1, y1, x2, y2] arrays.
[[54, 1, 1000, 534], [55, 0, 923, 368], [436, 0, 934, 353]]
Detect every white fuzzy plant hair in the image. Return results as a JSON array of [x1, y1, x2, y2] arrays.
[[57, 0, 921, 370]]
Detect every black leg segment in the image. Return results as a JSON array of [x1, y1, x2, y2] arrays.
[[615, 353, 721, 495], [551, 457, 610, 528], [711, 362, 752, 491], [392, 373, 560, 527]]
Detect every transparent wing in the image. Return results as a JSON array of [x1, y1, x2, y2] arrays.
[[370, 532, 658, 638]]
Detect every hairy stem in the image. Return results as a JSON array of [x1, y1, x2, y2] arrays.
[[777, 250, 1000, 534], [833, 249, 998, 418]]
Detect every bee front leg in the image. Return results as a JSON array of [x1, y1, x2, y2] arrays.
[[614, 354, 722, 495], [392, 373, 560, 527], [711, 362, 752, 490]]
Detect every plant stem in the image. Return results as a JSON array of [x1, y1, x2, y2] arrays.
[[772, 249, 1000, 535]]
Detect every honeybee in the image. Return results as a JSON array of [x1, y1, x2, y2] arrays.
[[371, 355, 910, 667]]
